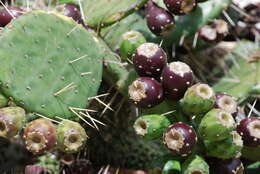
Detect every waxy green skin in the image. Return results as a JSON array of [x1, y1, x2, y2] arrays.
[[0, 93, 8, 108], [0, 107, 25, 137], [205, 133, 243, 159], [163, 160, 181, 174], [180, 83, 215, 116], [182, 155, 209, 174], [134, 114, 171, 140], [57, 120, 87, 153], [119, 31, 146, 60], [0, 11, 103, 119], [198, 109, 235, 142]]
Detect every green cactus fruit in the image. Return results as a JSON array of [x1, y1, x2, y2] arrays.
[[163, 160, 181, 174], [0, 93, 8, 108], [0, 11, 103, 119], [205, 131, 243, 159], [182, 155, 209, 174], [0, 107, 25, 138], [79, 0, 149, 28], [198, 108, 235, 142], [242, 145, 260, 161], [119, 30, 146, 60], [180, 83, 216, 116], [133, 114, 171, 140], [57, 120, 87, 153], [23, 118, 57, 154]]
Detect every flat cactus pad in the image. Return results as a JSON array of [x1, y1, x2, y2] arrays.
[[0, 11, 103, 119]]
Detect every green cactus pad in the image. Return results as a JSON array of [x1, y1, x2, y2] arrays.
[[79, 0, 148, 28], [0, 11, 103, 119], [0, 93, 8, 108]]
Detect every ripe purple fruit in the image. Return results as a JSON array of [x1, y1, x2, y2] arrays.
[[0, 6, 23, 27], [56, 3, 82, 23], [23, 118, 57, 155], [145, 1, 175, 36], [163, 123, 197, 156], [161, 61, 194, 100], [133, 43, 167, 78], [163, 0, 196, 15], [214, 158, 244, 174], [214, 93, 237, 116], [128, 77, 164, 108], [236, 117, 260, 147]]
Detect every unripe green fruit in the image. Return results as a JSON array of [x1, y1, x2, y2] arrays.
[[199, 109, 235, 142], [182, 155, 209, 174], [133, 114, 171, 140]]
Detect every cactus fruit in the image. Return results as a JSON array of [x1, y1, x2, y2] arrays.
[[162, 160, 181, 174], [198, 25, 217, 43], [236, 117, 260, 147], [133, 114, 171, 140], [163, 123, 197, 156], [56, 3, 82, 23], [23, 118, 57, 154], [145, 1, 175, 36], [182, 155, 209, 174], [163, 0, 197, 15], [57, 120, 87, 153], [119, 31, 146, 60], [205, 131, 243, 159], [25, 165, 50, 174], [133, 43, 167, 78], [128, 77, 164, 108], [0, 93, 8, 108], [0, 6, 23, 27], [0, 11, 103, 119], [180, 83, 215, 115], [214, 158, 244, 174], [161, 61, 194, 100], [0, 107, 25, 138], [214, 93, 237, 116], [198, 109, 235, 141]]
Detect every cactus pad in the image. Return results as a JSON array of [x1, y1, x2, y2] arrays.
[[0, 11, 103, 119]]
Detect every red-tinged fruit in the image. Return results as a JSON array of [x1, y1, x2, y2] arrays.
[[133, 43, 167, 78], [236, 117, 260, 147], [128, 77, 164, 108], [23, 118, 57, 154], [163, 123, 197, 156], [0, 6, 23, 27], [56, 3, 82, 23], [163, 0, 196, 15], [161, 61, 193, 100], [214, 158, 244, 174], [145, 1, 175, 36], [214, 93, 237, 116]]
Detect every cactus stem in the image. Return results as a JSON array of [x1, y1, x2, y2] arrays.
[[53, 83, 76, 97], [68, 107, 95, 128], [34, 113, 61, 125], [69, 55, 88, 64]]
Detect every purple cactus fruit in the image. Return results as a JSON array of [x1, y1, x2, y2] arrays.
[[198, 25, 217, 42], [163, 123, 197, 156], [128, 77, 164, 108], [56, 3, 82, 23], [215, 158, 244, 174], [161, 61, 193, 100], [214, 93, 237, 116], [145, 1, 175, 36], [25, 165, 50, 174], [163, 0, 196, 15], [0, 6, 23, 27], [23, 118, 57, 155], [133, 43, 167, 78], [236, 117, 260, 147]]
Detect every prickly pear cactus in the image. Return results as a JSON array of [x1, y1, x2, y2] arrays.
[[78, 0, 149, 28], [0, 11, 103, 119]]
